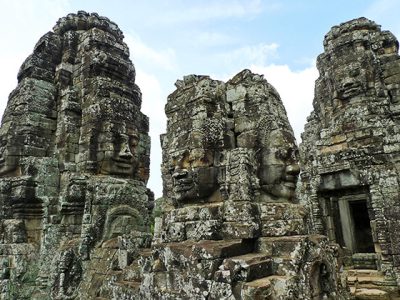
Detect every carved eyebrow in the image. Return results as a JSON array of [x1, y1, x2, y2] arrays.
[[275, 149, 288, 158], [129, 136, 139, 146], [129, 133, 139, 139]]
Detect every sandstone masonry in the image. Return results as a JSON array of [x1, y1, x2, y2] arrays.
[[0, 11, 400, 300]]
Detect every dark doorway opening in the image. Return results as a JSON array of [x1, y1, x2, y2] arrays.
[[349, 200, 374, 253]]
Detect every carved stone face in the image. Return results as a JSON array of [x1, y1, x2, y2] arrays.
[[259, 129, 300, 201], [333, 62, 368, 100], [170, 149, 219, 203], [98, 123, 139, 177]]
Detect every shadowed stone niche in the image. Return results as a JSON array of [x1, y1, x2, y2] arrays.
[[140, 70, 346, 299], [0, 11, 152, 299], [300, 17, 400, 298]]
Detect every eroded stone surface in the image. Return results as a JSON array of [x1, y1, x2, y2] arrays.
[[0, 11, 152, 299], [139, 70, 346, 299], [3, 11, 400, 300], [300, 17, 400, 298]]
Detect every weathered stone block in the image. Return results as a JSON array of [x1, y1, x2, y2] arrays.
[[256, 236, 305, 257], [261, 219, 305, 237], [220, 253, 273, 282], [222, 221, 260, 239], [223, 201, 259, 222], [185, 220, 222, 241], [258, 202, 306, 221], [241, 277, 272, 300]]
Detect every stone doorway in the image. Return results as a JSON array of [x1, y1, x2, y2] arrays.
[[338, 197, 374, 253], [321, 191, 374, 254], [348, 200, 374, 253]]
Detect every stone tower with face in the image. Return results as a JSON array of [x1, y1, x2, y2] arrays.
[[226, 69, 300, 203], [161, 75, 227, 205], [300, 17, 400, 297], [145, 70, 344, 299], [161, 70, 301, 207], [0, 11, 152, 299]]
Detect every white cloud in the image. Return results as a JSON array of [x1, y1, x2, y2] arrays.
[[250, 63, 318, 142], [136, 70, 165, 119], [125, 34, 177, 71], [219, 43, 279, 69]]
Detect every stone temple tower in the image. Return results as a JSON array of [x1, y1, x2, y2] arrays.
[[301, 17, 400, 298], [139, 70, 347, 299], [0, 11, 152, 299]]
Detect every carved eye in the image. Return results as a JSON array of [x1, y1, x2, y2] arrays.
[[275, 149, 288, 160], [114, 136, 124, 146], [350, 68, 360, 77], [275, 148, 298, 161], [129, 135, 139, 148]]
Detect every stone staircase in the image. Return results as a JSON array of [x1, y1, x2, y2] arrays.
[[85, 236, 400, 300], [129, 201, 335, 299], [91, 203, 336, 299], [217, 252, 273, 282], [139, 236, 304, 299], [77, 241, 149, 299], [346, 269, 400, 300], [236, 236, 305, 299]]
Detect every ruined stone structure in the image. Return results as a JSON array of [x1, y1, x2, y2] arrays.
[[300, 18, 400, 299], [2, 11, 400, 300], [137, 70, 346, 299], [0, 11, 152, 299]]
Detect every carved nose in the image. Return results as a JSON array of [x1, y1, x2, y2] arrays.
[[172, 169, 188, 179], [119, 145, 133, 159], [286, 164, 300, 175]]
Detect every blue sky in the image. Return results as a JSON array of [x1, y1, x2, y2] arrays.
[[0, 0, 399, 197]]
